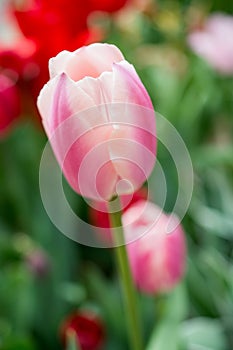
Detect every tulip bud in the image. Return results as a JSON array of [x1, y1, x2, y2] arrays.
[[122, 200, 186, 294], [0, 73, 20, 136], [60, 311, 105, 350], [37, 43, 156, 201]]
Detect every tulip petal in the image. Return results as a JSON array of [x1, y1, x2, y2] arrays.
[[37, 74, 62, 132], [188, 14, 233, 74], [63, 124, 119, 200], [49, 51, 71, 79], [49, 43, 124, 81], [109, 61, 156, 188], [37, 43, 156, 201], [38, 72, 119, 200], [123, 201, 186, 294], [112, 61, 153, 109], [38, 73, 109, 133], [77, 72, 113, 107]]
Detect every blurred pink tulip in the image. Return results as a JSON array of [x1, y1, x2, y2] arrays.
[[188, 13, 233, 74], [37, 43, 156, 201], [122, 200, 186, 294], [0, 73, 20, 136]]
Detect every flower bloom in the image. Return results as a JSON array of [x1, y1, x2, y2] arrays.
[[0, 73, 20, 136], [37, 43, 156, 201], [60, 311, 104, 350], [188, 13, 233, 74], [122, 200, 186, 294], [13, 0, 128, 47]]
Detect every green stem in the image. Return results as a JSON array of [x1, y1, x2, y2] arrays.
[[66, 330, 81, 350], [108, 197, 143, 350]]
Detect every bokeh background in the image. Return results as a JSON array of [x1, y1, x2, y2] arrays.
[[0, 0, 233, 349]]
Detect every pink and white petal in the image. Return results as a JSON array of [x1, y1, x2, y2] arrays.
[[126, 221, 166, 293], [108, 124, 156, 192], [188, 32, 214, 59], [164, 219, 186, 289], [37, 77, 114, 198], [112, 60, 153, 109], [41, 73, 98, 133], [49, 50, 72, 79], [48, 74, 73, 132], [97, 71, 114, 105], [47, 108, 117, 199], [77, 71, 113, 107], [49, 43, 124, 82], [206, 14, 233, 36], [107, 109, 156, 188], [92, 160, 119, 201], [71, 43, 124, 80], [110, 60, 156, 159], [69, 128, 118, 200], [37, 74, 61, 133], [42, 72, 113, 134]]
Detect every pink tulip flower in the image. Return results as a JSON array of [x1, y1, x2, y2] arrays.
[[0, 73, 20, 136], [37, 43, 156, 201], [188, 13, 233, 74], [122, 200, 186, 294]]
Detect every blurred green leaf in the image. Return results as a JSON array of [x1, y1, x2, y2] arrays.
[[193, 146, 233, 169], [186, 257, 218, 317], [190, 199, 233, 239], [181, 318, 227, 350], [146, 320, 180, 350], [0, 335, 36, 350], [58, 283, 86, 305], [146, 284, 188, 350], [84, 263, 127, 347]]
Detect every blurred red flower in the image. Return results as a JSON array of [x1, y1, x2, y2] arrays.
[[11, 3, 95, 97], [0, 73, 20, 136], [60, 311, 105, 350], [12, 0, 128, 93], [0, 0, 128, 132], [88, 0, 128, 12], [0, 37, 38, 90]]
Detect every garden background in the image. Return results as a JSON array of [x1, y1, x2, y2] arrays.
[[0, 0, 233, 349]]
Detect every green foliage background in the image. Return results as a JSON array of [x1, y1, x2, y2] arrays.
[[0, 0, 233, 349]]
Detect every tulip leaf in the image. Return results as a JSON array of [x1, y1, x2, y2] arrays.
[[146, 319, 181, 350], [181, 318, 227, 350], [146, 284, 188, 350]]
